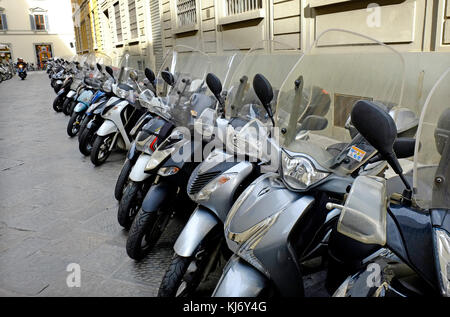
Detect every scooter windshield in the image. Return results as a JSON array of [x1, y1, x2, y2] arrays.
[[85, 52, 112, 79], [413, 67, 450, 209], [117, 52, 145, 85], [277, 29, 406, 174], [224, 40, 300, 124], [155, 45, 211, 98]]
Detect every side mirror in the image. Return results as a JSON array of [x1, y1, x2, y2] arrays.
[[129, 70, 139, 82], [253, 73, 274, 125], [105, 66, 114, 80], [96, 63, 102, 72], [299, 115, 328, 131], [145, 67, 156, 84], [206, 73, 222, 96], [352, 100, 411, 194], [161, 70, 175, 86]]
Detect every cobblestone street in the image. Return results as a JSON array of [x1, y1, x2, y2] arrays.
[[0, 71, 183, 296]]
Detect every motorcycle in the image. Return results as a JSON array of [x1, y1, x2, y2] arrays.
[[89, 52, 146, 166], [17, 63, 27, 80], [332, 66, 450, 297], [66, 54, 113, 137], [124, 47, 218, 260], [211, 29, 418, 297], [157, 40, 302, 297]]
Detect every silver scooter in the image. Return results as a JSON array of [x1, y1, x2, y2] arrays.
[[212, 29, 418, 297], [157, 41, 303, 297]]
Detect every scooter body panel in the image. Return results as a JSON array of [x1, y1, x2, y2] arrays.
[[100, 99, 132, 149], [174, 206, 220, 257], [129, 153, 153, 182], [74, 102, 89, 113], [187, 150, 254, 222], [224, 173, 316, 297], [97, 119, 118, 136]]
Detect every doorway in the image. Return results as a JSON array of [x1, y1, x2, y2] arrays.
[[34, 44, 53, 70]]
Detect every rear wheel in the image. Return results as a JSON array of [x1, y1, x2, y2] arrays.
[[114, 159, 133, 201], [117, 181, 143, 229], [90, 134, 113, 166], [126, 208, 171, 260], [67, 111, 84, 137]]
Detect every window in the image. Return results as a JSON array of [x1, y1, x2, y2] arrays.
[[91, 11, 97, 47], [128, 0, 138, 39], [176, 0, 197, 27], [114, 2, 122, 42], [0, 14, 7, 30], [34, 14, 46, 30], [225, 0, 262, 16]]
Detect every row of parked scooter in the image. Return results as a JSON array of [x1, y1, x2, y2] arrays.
[[0, 62, 14, 83], [46, 29, 449, 297]]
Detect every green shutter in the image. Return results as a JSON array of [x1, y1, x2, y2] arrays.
[[29, 14, 36, 30]]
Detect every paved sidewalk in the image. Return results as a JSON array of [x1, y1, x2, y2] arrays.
[[0, 72, 182, 296]]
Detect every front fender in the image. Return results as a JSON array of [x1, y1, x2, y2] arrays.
[[141, 181, 173, 213], [66, 90, 76, 98], [127, 141, 138, 160], [96, 120, 118, 136], [74, 102, 88, 113], [129, 154, 153, 182], [174, 206, 220, 257], [212, 255, 269, 297]]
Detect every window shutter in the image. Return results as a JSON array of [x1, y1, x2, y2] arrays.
[[1, 14, 7, 30], [29, 14, 36, 30], [44, 15, 49, 31]]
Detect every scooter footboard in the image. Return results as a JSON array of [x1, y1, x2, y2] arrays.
[[174, 206, 220, 257], [212, 255, 269, 297]]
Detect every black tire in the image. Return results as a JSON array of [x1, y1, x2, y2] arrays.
[[69, 100, 77, 116], [67, 111, 84, 137], [158, 241, 221, 297], [114, 159, 133, 201], [62, 97, 72, 115], [126, 208, 171, 260], [78, 116, 91, 142], [52, 94, 64, 112], [158, 255, 195, 297], [90, 134, 113, 166], [78, 126, 96, 156], [117, 181, 143, 229]]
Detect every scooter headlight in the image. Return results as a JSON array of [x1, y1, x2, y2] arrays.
[[115, 86, 128, 99], [281, 151, 329, 190], [192, 173, 238, 202], [158, 166, 180, 176], [434, 229, 450, 296]]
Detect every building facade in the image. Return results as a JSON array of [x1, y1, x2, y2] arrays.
[[72, 0, 450, 110], [0, 0, 76, 68]]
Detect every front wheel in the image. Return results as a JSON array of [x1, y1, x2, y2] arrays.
[[158, 251, 213, 297], [78, 115, 91, 142], [67, 111, 84, 137], [90, 134, 114, 166], [126, 208, 171, 260], [62, 97, 72, 115], [114, 159, 133, 201], [78, 126, 97, 156], [117, 181, 144, 229], [52, 94, 64, 112]]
